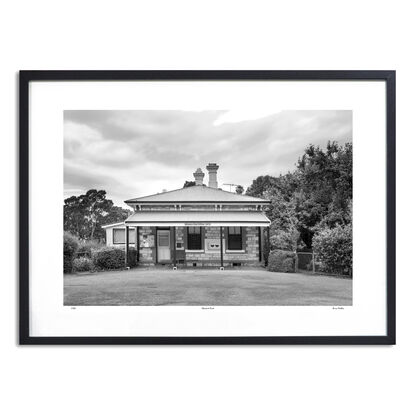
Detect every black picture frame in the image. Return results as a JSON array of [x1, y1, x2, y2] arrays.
[[19, 70, 396, 345]]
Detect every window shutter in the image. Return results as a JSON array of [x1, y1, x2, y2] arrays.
[[224, 227, 228, 251], [183, 227, 188, 249], [170, 227, 174, 248], [151, 227, 157, 262], [242, 227, 247, 251], [201, 227, 205, 250]]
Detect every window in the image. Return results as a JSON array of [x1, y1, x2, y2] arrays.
[[158, 232, 170, 247], [187, 226, 202, 250], [113, 228, 135, 244], [228, 226, 242, 250]]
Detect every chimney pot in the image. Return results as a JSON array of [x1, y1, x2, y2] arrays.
[[206, 163, 219, 189], [193, 168, 205, 186]]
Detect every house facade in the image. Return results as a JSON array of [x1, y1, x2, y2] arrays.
[[103, 163, 271, 268]]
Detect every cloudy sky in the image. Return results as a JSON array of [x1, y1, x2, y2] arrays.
[[64, 110, 352, 207]]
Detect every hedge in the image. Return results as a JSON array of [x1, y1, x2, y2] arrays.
[[92, 247, 124, 270], [92, 247, 137, 270], [268, 249, 296, 273], [312, 224, 352, 275], [64, 232, 79, 273]]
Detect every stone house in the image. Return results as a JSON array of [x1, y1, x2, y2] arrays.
[[103, 163, 271, 268]]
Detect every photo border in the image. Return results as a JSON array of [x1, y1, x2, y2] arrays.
[[19, 70, 396, 345]]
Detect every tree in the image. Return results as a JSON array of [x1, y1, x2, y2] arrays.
[[102, 206, 132, 227], [80, 190, 113, 240], [297, 141, 352, 211], [235, 185, 244, 194], [245, 175, 277, 198], [63, 195, 88, 239], [248, 141, 352, 249], [64, 189, 132, 241], [266, 183, 305, 251], [183, 180, 196, 188], [295, 141, 352, 246]]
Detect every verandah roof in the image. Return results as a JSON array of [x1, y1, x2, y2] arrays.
[[124, 211, 271, 227]]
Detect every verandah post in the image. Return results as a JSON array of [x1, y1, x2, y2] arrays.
[[139, 226, 140, 262], [258, 226, 262, 262], [220, 226, 224, 268], [266, 227, 270, 266], [173, 226, 177, 267], [125, 225, 130, 267]]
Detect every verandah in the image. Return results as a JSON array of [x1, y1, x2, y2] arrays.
[[124, 225, 270, 269]]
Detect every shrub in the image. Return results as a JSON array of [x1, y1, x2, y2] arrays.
[[92, 247, 138, 270], [92, 247, 125, 270], [312, 224, 352, 275], [268, 249, 296, 273], [72, 257, 94, 273], [127, 248, 137, 268], [64, 232, 79, 273], [270, 227, 304, 252], [77, 240, 104, 257], [263, 233, 271, 266]]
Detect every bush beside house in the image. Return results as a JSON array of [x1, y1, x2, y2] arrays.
[[77, 240, 103, 257], [312, 224, 352, 276], [91, 247, 137, 270], [92, 247, 125, 270], [64, 232, 80, 273], [64, 233, 137, 273], [72, 257, 94, 272], [268, 249, 296, 273]]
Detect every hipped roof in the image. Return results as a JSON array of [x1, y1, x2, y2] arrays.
[[125, 185, 270, 204]]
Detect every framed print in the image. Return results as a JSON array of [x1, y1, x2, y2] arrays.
[[19, 70, 395, 345]]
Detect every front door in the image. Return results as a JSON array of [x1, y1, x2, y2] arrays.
[[157, 230, 171, 262]]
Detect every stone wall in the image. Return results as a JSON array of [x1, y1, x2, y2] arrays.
[[184, 226, 260, 267], [136, 226, 262, 267], [137, 226, 156, 265]]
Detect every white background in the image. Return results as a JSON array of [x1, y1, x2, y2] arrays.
[[1, 1, 413, 415], [30, 81, 385, 337]]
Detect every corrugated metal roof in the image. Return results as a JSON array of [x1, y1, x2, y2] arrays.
[[125, 210, 270, 226], [101, 222, 125, 229], [125, 185, 270, 204]]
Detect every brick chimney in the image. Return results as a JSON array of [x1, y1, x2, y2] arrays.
[[193, 168, 205, 186], [206, 163, 219, 188]]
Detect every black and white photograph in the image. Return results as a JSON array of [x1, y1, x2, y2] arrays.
[[63, 109, 353, 307], [20, 71, 393, 345], [4, 2, 411, 414]]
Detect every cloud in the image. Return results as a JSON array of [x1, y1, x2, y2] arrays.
[[213, 109, 282, 125], [64, 110, 352, 206]]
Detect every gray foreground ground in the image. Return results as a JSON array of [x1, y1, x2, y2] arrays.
[[64, 268, 352, 306]]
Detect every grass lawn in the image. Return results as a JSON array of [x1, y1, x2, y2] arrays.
[[64, 267, 352, 306]]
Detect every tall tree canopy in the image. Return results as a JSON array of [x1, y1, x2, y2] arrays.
[[247, 141, 352, 249], [64, 189, 132, 241], [246, 175, 278, 198]]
